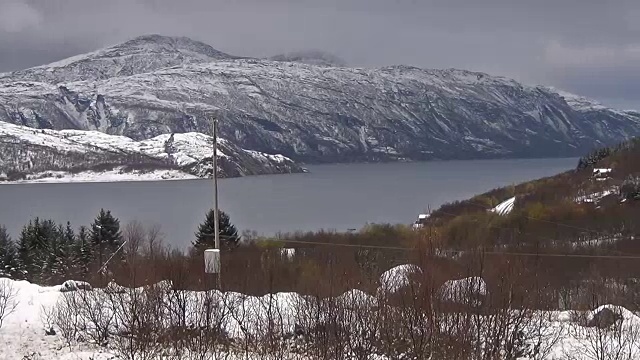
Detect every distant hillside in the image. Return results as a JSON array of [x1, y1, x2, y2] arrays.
[[0, 122, 302, 182], [420, 137, 640, 252]]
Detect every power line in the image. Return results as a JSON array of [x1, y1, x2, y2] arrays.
[[254, 238, 640, 260], [266, 239, 411, 251]]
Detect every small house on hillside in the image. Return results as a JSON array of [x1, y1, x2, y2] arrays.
[[412, 213, 430, 230], [593, 168, 612, 181]]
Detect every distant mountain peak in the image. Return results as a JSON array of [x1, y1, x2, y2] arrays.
[[113, 34, 233, 59], [2, 34, 234, 84], [269, 50, 347, 67]]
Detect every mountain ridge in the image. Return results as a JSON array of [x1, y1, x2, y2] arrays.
[[1, 34, 639, 175]]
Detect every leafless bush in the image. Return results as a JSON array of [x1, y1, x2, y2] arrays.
[[74, 290, 115, 346], [51, 289, 115, 346], [524, 311, 564, 360], [39, 305, 56, 335], [177, 291, 233, 360], [108, 285, 166, 360], [292, 294, 349, 359], [338, 290, 380, 359], [0, 278, 18, 329], [53, 292, 84, 346], [566, 306, 640, 360]]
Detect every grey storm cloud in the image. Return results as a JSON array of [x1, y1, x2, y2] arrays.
[[1, 0, 639, 108]]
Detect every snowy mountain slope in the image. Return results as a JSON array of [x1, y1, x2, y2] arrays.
[[269, 50, 348, 67], [0, 122, 301, 181], [1, 35, 640, 166]]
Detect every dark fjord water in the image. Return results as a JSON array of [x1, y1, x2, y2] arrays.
[[0, 158, 577, 249]]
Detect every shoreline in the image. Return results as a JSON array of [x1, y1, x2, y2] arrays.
[[0, 169, 198, 185], [0, 157, 577, 185]]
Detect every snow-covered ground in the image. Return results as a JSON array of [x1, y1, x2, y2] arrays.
[[2, 168, 198, 184], [2, 276, 640, 359], [0, 279, 112, 359]]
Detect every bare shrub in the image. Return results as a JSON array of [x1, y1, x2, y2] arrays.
[[74, 290, 115, 346], [566, 306, 640, 360], [54, 292, 84, 346], [0, 278, 18, 329], [109, 285, 165, 360], [524, 311, 564, 360], [174, 290, 233, 360], [39, 305, 56, 335]]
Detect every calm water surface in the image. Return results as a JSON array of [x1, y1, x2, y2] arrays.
[[0, 158, 577, 249]]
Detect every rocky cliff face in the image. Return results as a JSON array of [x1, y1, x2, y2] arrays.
[[1, 35, 639, 172]]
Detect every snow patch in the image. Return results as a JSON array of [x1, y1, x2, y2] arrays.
[[491, 196, 516, 215], [439, 276, 488, 306], [3, 168, 197, 184], [378, 264, 421, 294], [575, 187, 618, 204]]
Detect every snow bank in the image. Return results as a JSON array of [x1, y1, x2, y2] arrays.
[[378, 264, 422, 294], [336, 289, 377, 308], [223, 291, 304, 338], [439, 276, 488, 306], [60, 280, 92, 292]]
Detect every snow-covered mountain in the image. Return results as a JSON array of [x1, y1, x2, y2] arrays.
[[269, 50, 348, 67], [0, 35, 236, 85], [1, 34, 639, 173], [0, 122, 301, 182]]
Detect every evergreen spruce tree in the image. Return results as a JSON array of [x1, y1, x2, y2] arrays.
[[17, 220, 35, 280], [44, 224, 66, 283], [17, 218, 61, 283], [90, 209, 123, 271], [74, 226, 92, 277], [0, 226, 19, 278], [193, 209, 239, 252], [45, 222, 76, 282]]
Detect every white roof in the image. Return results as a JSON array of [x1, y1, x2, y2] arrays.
[[593, 168, 612, 173]]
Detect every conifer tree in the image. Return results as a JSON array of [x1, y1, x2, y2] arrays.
[[17, 218, 63, 283], [90, 209, 123, 271], [193, 209, 239, 252], [74, 226, 92, 277], [45, 222, 76, 281], [44, 224, 66, 282], [0, 226, 18, 278], [16, 220, 35, 279]]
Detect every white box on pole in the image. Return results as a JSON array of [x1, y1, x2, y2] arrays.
[[204, 249, 221, 274]]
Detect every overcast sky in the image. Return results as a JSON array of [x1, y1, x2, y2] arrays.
[[1, 0, 639, 109]]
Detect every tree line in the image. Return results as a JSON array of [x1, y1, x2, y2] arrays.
[[0, 208, 240, 284]]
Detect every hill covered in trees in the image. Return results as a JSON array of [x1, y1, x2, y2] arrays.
[[420, 136, 640, 253]]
